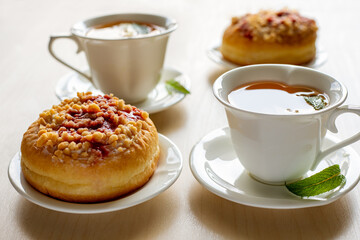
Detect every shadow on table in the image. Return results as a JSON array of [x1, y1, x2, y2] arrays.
[[150, 103, 187, 135], [189, 183, 353, 240], [207, 68, 229, 87], [16, 191, 178, 240]]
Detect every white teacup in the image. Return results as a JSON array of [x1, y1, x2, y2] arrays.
[[213, 64, 360, 185], [49, 13, 177, 103]]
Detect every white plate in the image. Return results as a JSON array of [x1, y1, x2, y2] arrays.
[[8, 134, 183, 214], [55, 66, 191, 114], [190, 127, 360, 209], [207, 43, 328, 69]]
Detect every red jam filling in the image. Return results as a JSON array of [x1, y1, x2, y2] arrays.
[[57, 94, 144, 157]]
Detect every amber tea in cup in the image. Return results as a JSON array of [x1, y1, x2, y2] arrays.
[[228, 81, 330, 114], [213, 64, 360, 184]]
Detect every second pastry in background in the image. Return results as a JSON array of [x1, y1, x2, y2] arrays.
[[220, 9, 318, 65]]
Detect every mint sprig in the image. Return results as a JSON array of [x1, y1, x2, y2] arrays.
[[303, 96, 327, 110], [165, 79, 190, 95], [131, 23, 150, 34], [286, 165, 346, 197]]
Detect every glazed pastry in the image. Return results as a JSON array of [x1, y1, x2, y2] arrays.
[[21, 92, 160, 203], [220, 9, 318, 65]]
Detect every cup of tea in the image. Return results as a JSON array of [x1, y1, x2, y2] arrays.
[[48, 13, 177, 103], [213, 64, 360, 185]]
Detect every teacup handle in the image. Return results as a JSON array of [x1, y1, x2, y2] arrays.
[[311, 105, 360, 170], [48, 33, 92, 81]]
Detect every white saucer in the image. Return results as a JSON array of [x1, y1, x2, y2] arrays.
[[8, 134, 183, 214], [207, 43, 328, 69], [55, 66, 191, 114], [190, 127, 360, 209]]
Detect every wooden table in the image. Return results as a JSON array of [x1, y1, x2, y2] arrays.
[[1, 0, 360, 239]]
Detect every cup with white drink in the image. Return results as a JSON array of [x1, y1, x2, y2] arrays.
[[49, 13, 177, 103]]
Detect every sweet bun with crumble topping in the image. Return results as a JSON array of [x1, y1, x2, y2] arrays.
[[220, 9, 318, 65], [21, 92, 160, 203]]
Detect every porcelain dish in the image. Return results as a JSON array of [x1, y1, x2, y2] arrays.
[[55, 66, 191, 114], [190, 127, 360, 209], [207, 43, 328, 69], [8, 134, 183, 214]]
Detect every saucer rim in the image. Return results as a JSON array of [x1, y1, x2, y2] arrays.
[[55, 66, 191, 114], [189, 127, 360, 209], [207, 43, 328, 69], [8, 133, 183, 214]]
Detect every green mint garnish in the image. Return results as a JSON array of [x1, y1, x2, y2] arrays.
[[303, 96, 327, 110], [131, 23, 150, 34], [286, 164, 346, 197], [165, 79, 190, 95]]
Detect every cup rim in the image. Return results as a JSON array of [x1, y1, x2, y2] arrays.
[[71, 13, 177, 41], [213, 64, 348, 117]]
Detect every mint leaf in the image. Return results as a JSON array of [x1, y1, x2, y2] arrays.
[[165, 79, 190, 94], [303, 96, 327, 110], [131, 23, 150, 34], [286, 165, 346, 197]]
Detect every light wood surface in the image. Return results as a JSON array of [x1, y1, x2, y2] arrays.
[[2, 0, 360, 239]]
